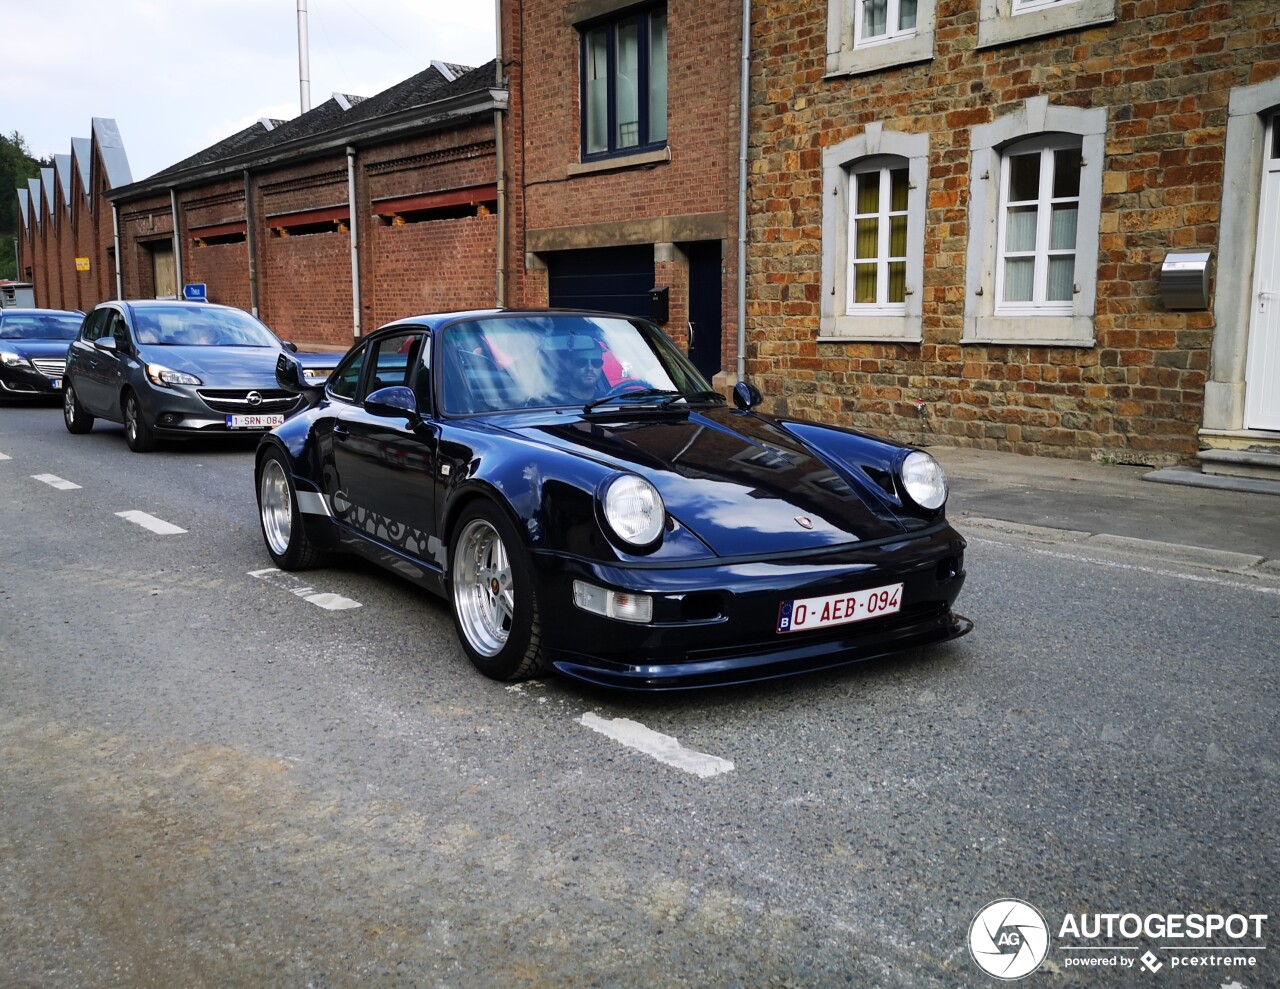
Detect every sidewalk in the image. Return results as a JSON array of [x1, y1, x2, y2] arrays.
[[930, 446, 1280, 571]]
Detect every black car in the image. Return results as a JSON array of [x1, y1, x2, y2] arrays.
[[0, 308, 84, 400], [256, 309, 971, 689], [63, 300, 333, 451]]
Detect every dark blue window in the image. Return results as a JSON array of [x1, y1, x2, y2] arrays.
[[580, 5, 668, 159]]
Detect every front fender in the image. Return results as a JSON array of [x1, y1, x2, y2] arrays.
[[438, 425, 715, 565]]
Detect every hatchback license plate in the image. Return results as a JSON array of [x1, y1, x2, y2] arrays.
[[777, 582, 903, 634], [226, 414, 284, 429]]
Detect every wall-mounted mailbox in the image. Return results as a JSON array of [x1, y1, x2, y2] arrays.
[[1159, 250, 1211, 310], [649, 286, 669, 325]]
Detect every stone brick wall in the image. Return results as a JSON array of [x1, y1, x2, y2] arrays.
[[749, 0, 1279, 464]]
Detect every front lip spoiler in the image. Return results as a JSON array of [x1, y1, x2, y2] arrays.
[[550, 611, 973, 691]]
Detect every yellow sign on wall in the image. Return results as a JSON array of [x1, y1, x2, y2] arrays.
[[75, 257, 91, 272]]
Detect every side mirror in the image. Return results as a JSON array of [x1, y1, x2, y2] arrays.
[[94, 336, 118, 353], [275, 351, 307, 391], [365, 385, 418, 421], [282, 341, 299, 353], [732, 380, 762, 411]]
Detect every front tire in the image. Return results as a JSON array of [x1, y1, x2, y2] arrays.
[[449, 501, 547, 681], [123, 391, 157, 452], [63, 382, 94, 434], [257, 450, 324, 570]]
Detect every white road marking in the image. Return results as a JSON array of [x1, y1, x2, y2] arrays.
[[115, 510, 187, 535], [32, 473, 81, 490], [578, 712, 735, 778], [248, 568, 362, 610], [298, 590, 362, 611], [0, 452, 11, 460]]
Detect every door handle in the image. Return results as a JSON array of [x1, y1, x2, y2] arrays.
[[333, 423, 350, 438]]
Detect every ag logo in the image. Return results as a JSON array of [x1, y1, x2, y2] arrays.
[[968, 899, 1050, 980]]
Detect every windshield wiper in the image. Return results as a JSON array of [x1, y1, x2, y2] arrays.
[[584, 387, 683, 412]]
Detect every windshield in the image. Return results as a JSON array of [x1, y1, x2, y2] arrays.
[[131, 305, 280, 348], [0, 313, 83, 341], [439, 314, 717, 415]]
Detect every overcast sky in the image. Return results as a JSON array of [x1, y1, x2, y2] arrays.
[[2, 0, 498, 182]]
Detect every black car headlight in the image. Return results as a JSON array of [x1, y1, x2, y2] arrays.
[[601, 474, 665, 548], [900, 451, 948, 510]]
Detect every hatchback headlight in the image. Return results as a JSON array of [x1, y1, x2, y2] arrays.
[[146, 363, 202, 387], [1, 351, 29, 367], [900, 451, 948, 510], [601, 474, 665, 547]]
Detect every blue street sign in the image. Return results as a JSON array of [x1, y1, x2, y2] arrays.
[[183, 283, 208, 302]]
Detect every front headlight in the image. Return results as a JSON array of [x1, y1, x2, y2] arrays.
[[601, 474, 665, 547], [1, 351, 29, 367], [146, 363, 202, 387], [900, 451, 948, 510]]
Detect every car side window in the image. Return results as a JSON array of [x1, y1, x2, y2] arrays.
[[82, 309, 111, 342], [367, 332, 423, 394], [411, 333, 432, 414], [109, 313, 131, 349], [328, 345, 367, 403]]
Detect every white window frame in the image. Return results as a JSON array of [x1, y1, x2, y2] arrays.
[[847, 161, 910, 314], [1013, 0, 1078, 11], [827, 0, 935, 76], [964, 97, 1106, 346], [821, 124, 927, 342], [994, 136, 1082, 317], [854, 0, 918, 50], [977, 0, 1114, 49]]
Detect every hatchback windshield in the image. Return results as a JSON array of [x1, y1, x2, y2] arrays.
[[439, 314, 717, 415], [131, 305, 280, 348], [0, 313, 83, 341]]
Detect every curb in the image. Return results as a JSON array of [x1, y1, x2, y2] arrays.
[[957, 516, 1274, 575]]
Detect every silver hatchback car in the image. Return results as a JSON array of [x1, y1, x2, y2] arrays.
[[63, 300, 323, 452]]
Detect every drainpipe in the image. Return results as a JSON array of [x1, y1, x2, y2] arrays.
[[169, 188, 183, 299], [346, 145, 361, 339], [494, 0, 507, 308], [244, 169, 260, 317], [736, 0, 750, 383], [111, 203, 123, 299]]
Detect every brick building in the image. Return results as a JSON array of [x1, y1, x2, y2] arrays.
[[14, 118, 131, 316], [19, 3, 1280, 476], [17, 61, 507, 349], [501, 0, 746, 390], [748, 0, 1280, 477]]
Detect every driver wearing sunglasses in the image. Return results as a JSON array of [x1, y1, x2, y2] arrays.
[[561, 341, 607, 402]]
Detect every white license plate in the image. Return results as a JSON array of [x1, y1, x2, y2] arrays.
[[226, 414, 285, 429], [777, 582, 903, 634]]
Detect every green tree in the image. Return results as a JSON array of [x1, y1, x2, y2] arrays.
[[0, 131, 43, 281]]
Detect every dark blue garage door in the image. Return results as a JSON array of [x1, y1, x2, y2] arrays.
[[546, 246, 654, 318]]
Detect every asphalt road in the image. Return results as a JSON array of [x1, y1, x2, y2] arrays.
[[1, 403, 1276, 988]]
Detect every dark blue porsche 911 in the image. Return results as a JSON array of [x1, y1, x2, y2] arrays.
[[256, 309, 971, 689]]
